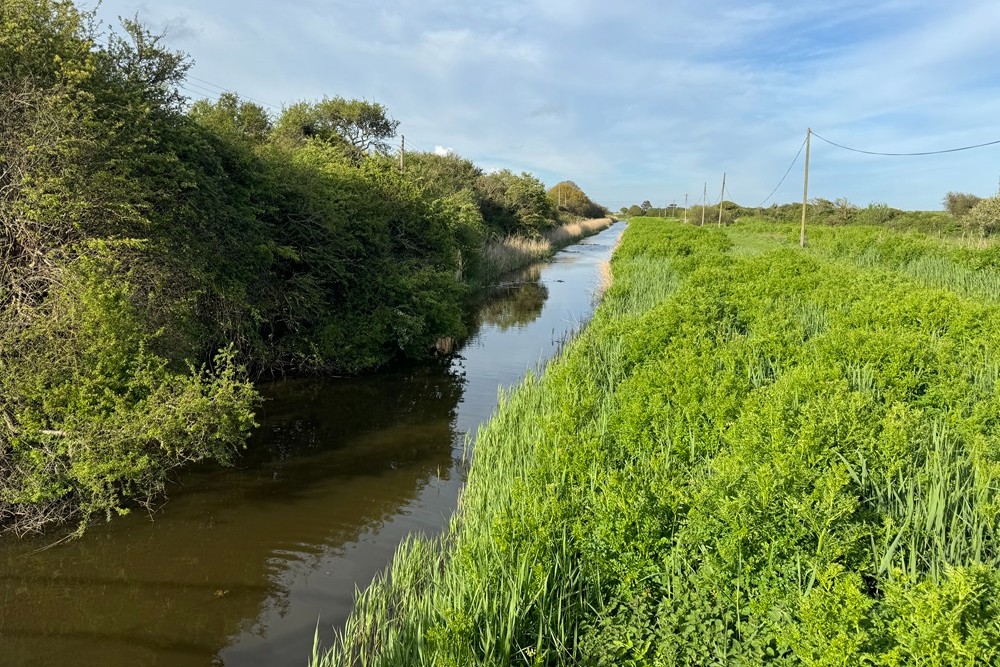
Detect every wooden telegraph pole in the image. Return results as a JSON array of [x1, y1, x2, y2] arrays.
[[800, 128, 811, 247], [684, 193, 688, 223], [701, 183, 707, 226], [717, 173, 726, 227], [399, 135, 405, 173]]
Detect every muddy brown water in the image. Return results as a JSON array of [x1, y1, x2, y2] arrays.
[[0, 223, 625, 667]]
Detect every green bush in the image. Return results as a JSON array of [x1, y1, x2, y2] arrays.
[[965, 196, 1000, 237], [3, 0, 573, 533], [944, 191, 983, 217]]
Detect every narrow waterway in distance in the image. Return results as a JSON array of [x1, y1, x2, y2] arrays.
[[0, 222, 625, 667]]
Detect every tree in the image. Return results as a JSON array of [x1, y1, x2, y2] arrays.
[[944, 192, 983, 217], [189, 92, 271, 144], [964, 196, 1000, 237], [475, 169, 556, 234], [627, 204, 644, 217], [273, 97, 399, 162], [641, 200, 652, 213], [102, 17, 190, 111], [0, 0, 260, 535], [546, 180, 606, 219], [401, 151, 483, 200]]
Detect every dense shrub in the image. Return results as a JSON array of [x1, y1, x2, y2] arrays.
[[547, 180, 608, 220], [944, 191, 983, 217], [0, 0, 585, 533], [965, 195, 1000, 237]]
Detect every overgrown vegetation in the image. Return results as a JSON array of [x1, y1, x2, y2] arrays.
[[315, 218, 1000, 665], [548, 180, 608, 221], [0, 0, 607, 534], [620, 196, 982, 236], [944, 191, 983, 218], [479, 218, 613, 282]]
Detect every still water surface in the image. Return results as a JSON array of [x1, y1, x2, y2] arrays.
[[0, 222, 624, 666]]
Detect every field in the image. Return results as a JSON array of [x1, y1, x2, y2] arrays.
[[314, 217, 1000, 666]]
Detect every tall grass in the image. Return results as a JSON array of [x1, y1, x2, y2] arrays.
[[313, 219, 1000, 666], [478, 218, 613, 282], [733, 218, 1000, 302]]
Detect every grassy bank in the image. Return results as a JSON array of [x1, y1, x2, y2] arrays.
[[479, 218, 614, 282], [314, 217, 1000, 665]]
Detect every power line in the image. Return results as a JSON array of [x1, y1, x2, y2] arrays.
[[811, 131, 1000, 157], [755, 136, 808, 208], [180, 81, 225, 100], [186, 75, 281, 110], [722, 183, 741, 205]]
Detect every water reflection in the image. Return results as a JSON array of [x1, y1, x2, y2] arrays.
[[476, 264, 549, 331], [0, 363, 467, 667], [0, 223, 626, 667]]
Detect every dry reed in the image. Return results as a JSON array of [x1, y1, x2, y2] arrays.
[[480, 218, 612, 282]]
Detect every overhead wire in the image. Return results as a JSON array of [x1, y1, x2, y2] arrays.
[[666, 129, 1000, 212], [182, 81, 232, 99], [179, 82, 223, 101], [680, 129, 1000, 211], [811, 131, 1000, 157], [185, 75, 282, 110], [754, 135, 807, 208]]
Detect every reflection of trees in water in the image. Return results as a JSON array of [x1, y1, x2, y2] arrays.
[[475, 264, 549, 332], [249, 358, 465, 468], [0, 361, 468, 667]]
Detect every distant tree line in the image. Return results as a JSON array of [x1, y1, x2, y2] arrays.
[[617, 191, 1000, 237], [0, 0, 605, 534]]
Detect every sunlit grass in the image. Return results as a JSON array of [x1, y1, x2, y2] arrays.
[[314, 219, 1000, 666]]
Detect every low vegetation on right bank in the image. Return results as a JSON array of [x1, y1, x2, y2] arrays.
[[623, 190, 1000, 238], [316, 217, 1000, 665]]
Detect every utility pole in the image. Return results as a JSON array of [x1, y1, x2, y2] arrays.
[[399, 135, 405, 173], [717, 173, 726, 227], [701, 183, 707, 226], [800, 128, 811, 248], [684, 194, 688, 223]]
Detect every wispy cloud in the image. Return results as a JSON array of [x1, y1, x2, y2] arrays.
[[88, 0, 1000, 209]]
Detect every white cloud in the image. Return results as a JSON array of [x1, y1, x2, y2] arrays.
[[89, 0, 1000, 209]]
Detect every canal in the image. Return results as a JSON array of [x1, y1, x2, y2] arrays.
[[0, 222, 625, 666]]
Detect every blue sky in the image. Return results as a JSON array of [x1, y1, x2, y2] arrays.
[[85, 0, 1000, 211]]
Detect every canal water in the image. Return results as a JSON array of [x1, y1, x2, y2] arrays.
[[0, 222, 624, 667]]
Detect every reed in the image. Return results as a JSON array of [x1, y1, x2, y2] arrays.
[[478, 218, 613, 283]]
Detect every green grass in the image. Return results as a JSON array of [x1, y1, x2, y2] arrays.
[[313, 218, 1000, 666], [732, 218, 1000, 302]]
